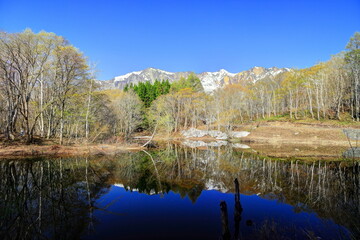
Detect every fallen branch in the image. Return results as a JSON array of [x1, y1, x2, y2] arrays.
[[142, 123, 157, 147]]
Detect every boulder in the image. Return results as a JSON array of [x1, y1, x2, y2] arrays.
[[181, 128, 228, 139], [207, 141, 228, 147], [208, 130, 228, 140], [181, 128, 207, 138], [229, 131, 250, 138], [182, 140, 228, 148], [343, 147, 360, 158], [232, 143, 251, 149], [182, 140, 207, 148]]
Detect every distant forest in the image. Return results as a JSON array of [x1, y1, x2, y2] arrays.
[[0, 29, 359, 143]]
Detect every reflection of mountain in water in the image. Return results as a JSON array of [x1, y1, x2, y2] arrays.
[[0, 145, 360, 239], [111, 145, 360, 238]]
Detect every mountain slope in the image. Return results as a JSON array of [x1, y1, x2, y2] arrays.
[[97, 67, 291, 92]]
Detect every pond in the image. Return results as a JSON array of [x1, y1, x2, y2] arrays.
[[0, 144, 359, 239]]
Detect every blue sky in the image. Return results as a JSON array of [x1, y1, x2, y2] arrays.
[[0, 0, 359, 80]]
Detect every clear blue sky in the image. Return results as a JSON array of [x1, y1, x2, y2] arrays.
[[0, 0, 359, 80]]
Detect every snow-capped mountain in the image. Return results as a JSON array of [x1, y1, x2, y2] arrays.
[[112, 68, 192, 89], [198, 69, 236, 92], [230, 66, 291, 85], [97, 67, 290, 92]]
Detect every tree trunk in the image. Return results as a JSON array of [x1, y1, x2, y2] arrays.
[[85, 80, 93, 141], [307, 88, 314, 119], [289, 91, 293, 119], [39, 76, 44, 137], [59, 103, 65, 145], [315, 84, 320, 120]]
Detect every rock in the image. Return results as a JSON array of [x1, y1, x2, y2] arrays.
[[229, 131, 250, 138], [181, 128, 207, 138], [232, 143, 251, 149], [343, 129, 360, 140], [182, 140, 228, 148], [208, 130, 228, 140], [208, 141, 228, 147], [343, 147, 360, 158], [181, 128, 253, 140], [182, 140, 207, 148], [181, 128, 228, 139]]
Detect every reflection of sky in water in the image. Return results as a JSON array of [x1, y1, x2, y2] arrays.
[[1, 148, 358, 240], [83, 185, 349, 240]]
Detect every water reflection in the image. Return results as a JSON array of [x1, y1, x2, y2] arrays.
[[234, 178, 243, 240], [0, 144, 359, 239], [0, 157, 113, 239], [220, 178, 243, 240]]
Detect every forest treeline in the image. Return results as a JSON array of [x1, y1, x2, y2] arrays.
[[0, 29, 359, 144]]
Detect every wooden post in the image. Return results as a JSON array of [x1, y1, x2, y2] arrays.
[[220, 201, 230, 240], [234, 178, 243, 239]]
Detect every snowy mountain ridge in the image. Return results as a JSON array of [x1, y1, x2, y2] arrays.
[[98, 67, 291, 92]]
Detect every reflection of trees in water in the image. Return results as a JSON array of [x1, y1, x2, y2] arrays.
[[1, 145, 359, 239], [235, 156, 360, 238], [219, 179, 243, 240], [113, 145, 360, 238], [0, 158, 112, 239], [220, 150, 360, 239], [112, 145, 220, 202]]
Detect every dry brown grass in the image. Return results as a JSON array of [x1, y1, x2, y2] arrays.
[[0, 141, 144, 159], [238, 121, 357, 146]]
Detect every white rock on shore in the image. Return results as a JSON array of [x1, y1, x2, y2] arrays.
[[232, 143, 251, 149], [229, 131, 250, 138], [181, 128, 250, 140]]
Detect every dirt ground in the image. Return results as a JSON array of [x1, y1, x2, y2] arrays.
[[0, 143, 144, 159], [232, 121, 360, 159], [238, 121, 358, 146]]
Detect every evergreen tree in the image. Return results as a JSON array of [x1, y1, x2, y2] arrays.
[[126, 79, 172, 108]]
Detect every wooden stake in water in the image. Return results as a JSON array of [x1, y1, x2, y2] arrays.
[[220, 201, 230, 240]]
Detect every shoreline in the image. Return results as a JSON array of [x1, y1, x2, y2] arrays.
[[1, 121, 359, 160], [0, 143, 145, 159]]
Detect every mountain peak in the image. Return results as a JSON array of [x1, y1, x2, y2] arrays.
[[219, 69, 230, 74], [144, 67, 157, 71]]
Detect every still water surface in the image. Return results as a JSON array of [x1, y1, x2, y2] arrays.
[[0, 144, 359, 239]]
